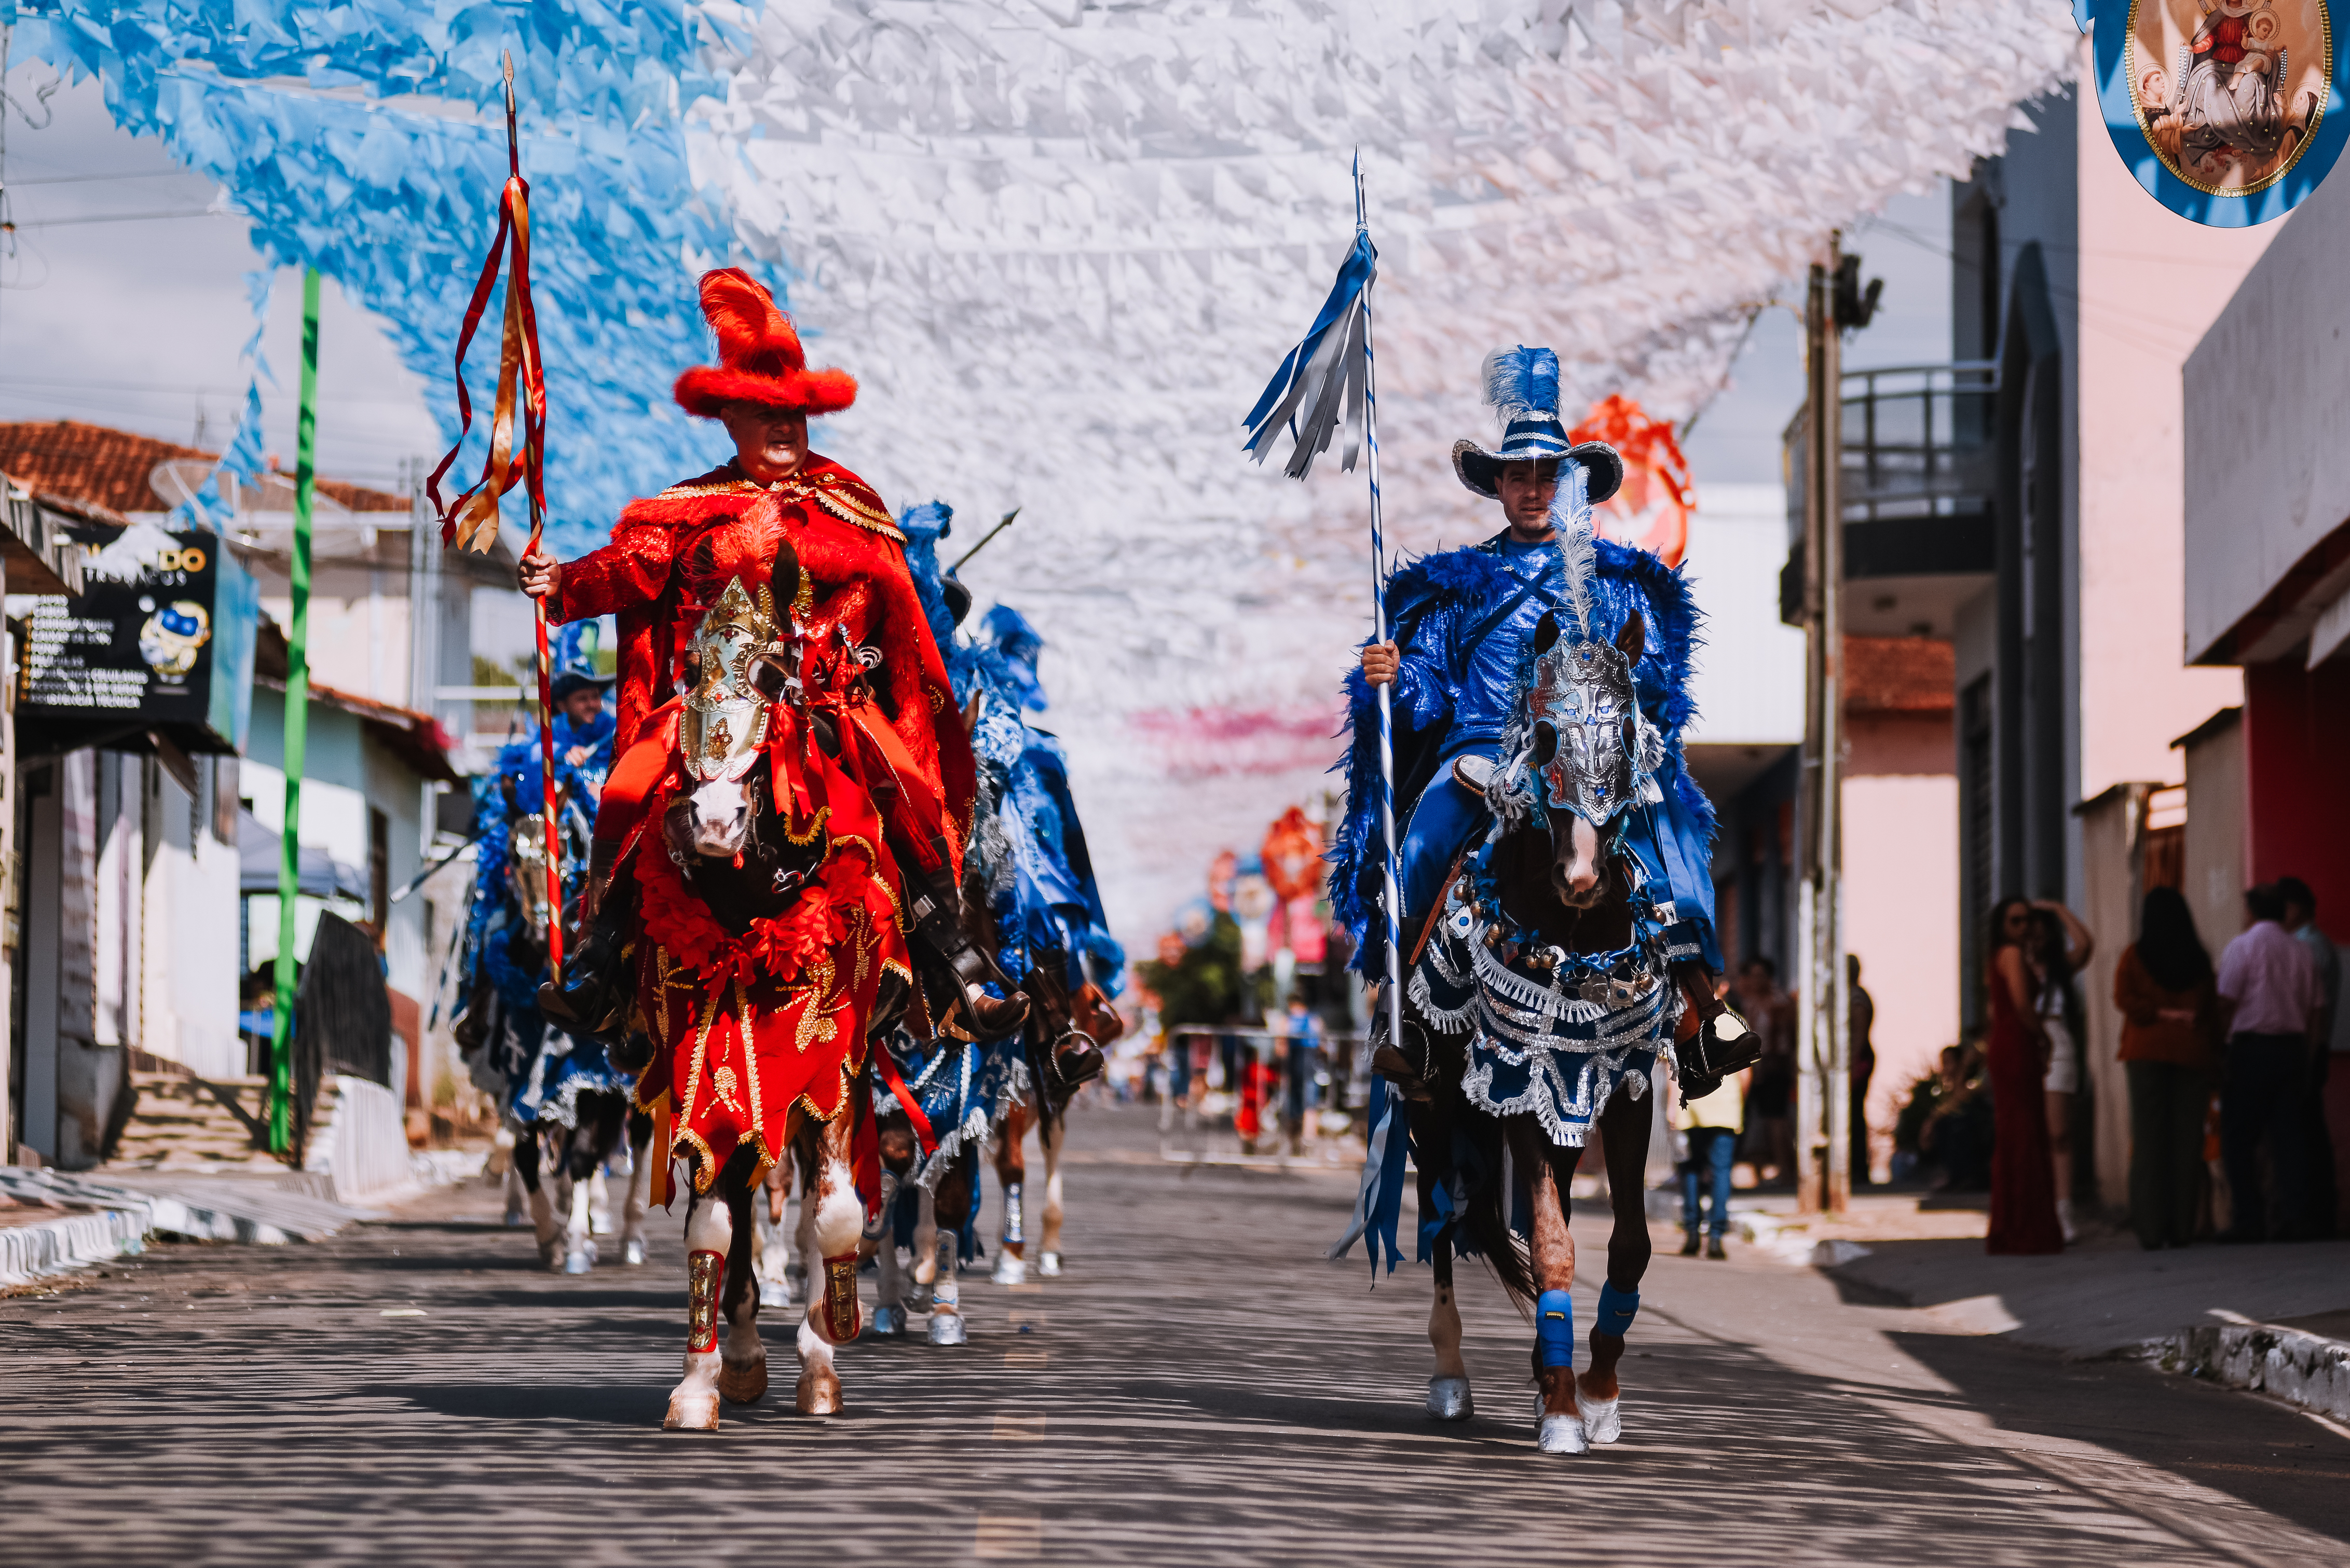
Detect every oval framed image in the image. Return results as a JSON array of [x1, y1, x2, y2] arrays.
[[2091, 0, 2347, 225]]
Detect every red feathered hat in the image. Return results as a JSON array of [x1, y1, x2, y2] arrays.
[[672, 268, 857, 419]]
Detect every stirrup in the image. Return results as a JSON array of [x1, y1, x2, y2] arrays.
[[1049, 1032, 1104, 1091], [1368, 1004, 1436, 1101]]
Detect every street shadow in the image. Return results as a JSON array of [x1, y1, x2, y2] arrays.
[[1889, 1329, 2350, 1544], [366, 1380, 666, 1427]]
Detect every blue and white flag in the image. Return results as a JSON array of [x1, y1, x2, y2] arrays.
[[1241, 227, 1376, 481]]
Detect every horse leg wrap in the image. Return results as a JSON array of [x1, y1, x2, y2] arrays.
[[1595, 1282, 1640, 1339], [1536, 1289, 1576, 1369], [1002, 1181, 1026, 1247], [819, 1250, 862, 1344], [686, 1250, 725, 1355]]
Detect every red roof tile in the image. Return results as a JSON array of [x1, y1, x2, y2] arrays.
[[0, 419, 407, 517]]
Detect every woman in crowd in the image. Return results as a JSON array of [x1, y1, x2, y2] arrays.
[[1985, 897, 2065, 1253], [2030, 901, 2095, 1241], [2113, 886, 2219, 1249]]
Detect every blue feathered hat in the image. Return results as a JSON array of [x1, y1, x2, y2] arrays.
[[1451, 345, 1623, 503], [549, 621, 614, 704]]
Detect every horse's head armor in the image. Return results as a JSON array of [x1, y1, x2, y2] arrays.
[[682, 575, 781, 786], [507, 813, 554, 940], [1525, 608, 1659, 829]]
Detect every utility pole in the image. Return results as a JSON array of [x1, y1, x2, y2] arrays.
[[1797, 234, 1850, 1215]]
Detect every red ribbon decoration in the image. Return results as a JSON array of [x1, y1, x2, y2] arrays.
[[427, 52, 564, 973], [871, 1034, 940, 1158]]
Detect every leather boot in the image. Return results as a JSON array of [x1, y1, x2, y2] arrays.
[[905, 848, 1028, 1040], [1049, 1031, 1105, 1091], [1367, 986, 1437, 1102]]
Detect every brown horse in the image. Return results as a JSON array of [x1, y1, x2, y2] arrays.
[[991, 954, 1123, 1283], [1385, 607, 1749, 1453]]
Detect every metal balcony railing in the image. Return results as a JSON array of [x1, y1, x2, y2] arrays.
[[1784, 361, 1999, 545]]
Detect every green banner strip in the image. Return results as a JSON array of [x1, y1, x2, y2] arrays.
[[270, 268, 320, 1155]]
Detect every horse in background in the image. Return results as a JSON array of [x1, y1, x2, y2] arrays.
[[451, 641, 650, 1273], [898, 503, 1127, 1286]]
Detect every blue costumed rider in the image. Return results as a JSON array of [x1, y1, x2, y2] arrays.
[[1333, 346, 1751, 1099]]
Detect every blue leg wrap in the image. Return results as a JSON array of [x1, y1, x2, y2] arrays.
[[1595, 1281, 1639, 1339], [1536, 1289, 1576, 1368]]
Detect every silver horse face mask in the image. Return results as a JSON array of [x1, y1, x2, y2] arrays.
[[1526, 608, 1650, 828]]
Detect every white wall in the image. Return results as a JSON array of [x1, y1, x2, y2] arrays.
[[141, 766, 244, 1081], [1680, 481, 1805, 748], [2181, 135, 2350, 663]]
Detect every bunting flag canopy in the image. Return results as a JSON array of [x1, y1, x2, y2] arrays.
[[14, 0, 2079, 933]]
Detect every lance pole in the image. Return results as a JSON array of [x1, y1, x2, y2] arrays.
[[1354, 163, 1404, 1061], [504, 56, 564, 978]]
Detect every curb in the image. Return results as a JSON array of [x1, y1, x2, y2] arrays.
[[0, 1200, 149, 1286], [0, 1148, 486, 1287], [2146, 1320, 2350, 1424]]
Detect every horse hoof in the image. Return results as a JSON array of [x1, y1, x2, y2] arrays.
[[1038, 1251, 1062, 1278], [718, 1355, 769, 1405], [623, 1239, 646, 1267], [761, 1274, 793, 1309], [663, 1391, 720, 1432], [868, 1304, 907, 1339], [993, 1254, 1027, 1286], [1574, 1385, 1621, 1444], [796, 1364, 843, 1415], [1538, 1413, 1589, 1454], [539, 1244, 566, 1273], [1427, 1376, 1474, 1421], [564, 1246, 596, 1275], [504, 1206, 526, 1228], [928, 1312, 968, 1346]]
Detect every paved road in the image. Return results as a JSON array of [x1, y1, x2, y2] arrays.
[[5, 1102, 2347, 1566]]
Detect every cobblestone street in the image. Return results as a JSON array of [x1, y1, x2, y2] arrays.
[[5, 1103, 2347, 1566]]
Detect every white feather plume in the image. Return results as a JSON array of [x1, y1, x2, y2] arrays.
[[1549, 459, 1596, 639]]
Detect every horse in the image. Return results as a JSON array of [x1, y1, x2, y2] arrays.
[[454, 764, 651, 1274], [990, 953, 1124, 1283], [1372, 602, 1753, 1454], [553, 542, 940, 1429]]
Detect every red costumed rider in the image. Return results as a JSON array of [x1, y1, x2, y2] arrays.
[[519, 273, 1029, 1376]]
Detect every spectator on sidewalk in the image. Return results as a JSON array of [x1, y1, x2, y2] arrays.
[[1849, 954, 1876, 1189], [1675, 1064, 1750, 1261], [2215, 883, 2326, 1242], [1986, 896, 2064, 1254], [1737, 957, 1797, 1186], [2030, 900, 2095, 1242], [2114, 886, 2219, 1250], [1911, 1039, 1992, 1191], [2276, 876, 2339, 1237]]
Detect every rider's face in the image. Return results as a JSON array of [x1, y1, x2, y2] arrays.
[[721, 403, 810, 484], [562, 688, 605, 726], [1496, 459, 1561, 535]]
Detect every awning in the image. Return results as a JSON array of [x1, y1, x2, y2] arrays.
[[237, 808, 368, 900]]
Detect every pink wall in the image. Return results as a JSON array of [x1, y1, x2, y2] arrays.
[[2073, 56, 2260, 800], [1843, 712, 1959, 1164]]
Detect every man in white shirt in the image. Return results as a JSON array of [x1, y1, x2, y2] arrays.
[[2276, 876, 2340, 1236], [2215, 883, 2326, 1241]]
